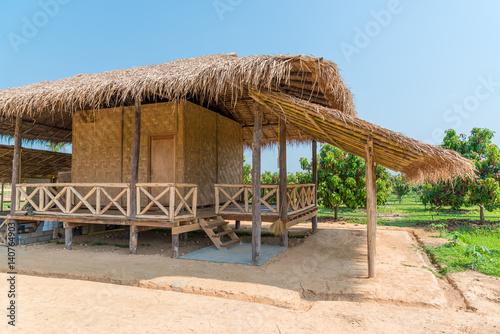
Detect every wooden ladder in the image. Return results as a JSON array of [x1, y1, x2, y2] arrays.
[[199, 216, 242, 249]]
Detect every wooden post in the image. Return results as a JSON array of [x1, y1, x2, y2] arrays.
[[64, 225, 73, 250], [172, 233, 179, 258], [10, 116, 22, 245], [130, 100, 141, 219], [279, 118, 288, 247], [129, 225, 138, 255], [1, 177, 4, 212], [235, 220, 240, 230], [252, 103, 262, 265], [311, 140, 318, 230], [365, 136, 377, 278]]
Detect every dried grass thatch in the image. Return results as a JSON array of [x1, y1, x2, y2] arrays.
[[249, 88, 475, 183], [0, 53, 475, 182], [0, 144, 71, 179], [0, 54, 354, 143]]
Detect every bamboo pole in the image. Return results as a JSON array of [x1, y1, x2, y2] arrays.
[[172, 232, 179, 258], [65, 226, 73, 250], [1, 177, 4, 212], [129, 224, 137, 255], [252, 103, 262, 265], [279, 118, 288, 247], [130, 100, 141, 219], [10, 116, 22, 245], [365, 136, 377, 278], [312, 140, 318, 230]]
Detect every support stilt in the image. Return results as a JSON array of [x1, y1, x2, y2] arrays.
[[365, 136, 377, 278], [279, 118, 288, 247], [252, 103, 262, 265], [311, 140, 318, 230]]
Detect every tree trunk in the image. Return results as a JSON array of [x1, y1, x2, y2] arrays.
[[334, 205, 338, 220], [480, 205, 485, 224]]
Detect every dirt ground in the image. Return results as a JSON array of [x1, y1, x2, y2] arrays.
[[0, 222, 499, 333]]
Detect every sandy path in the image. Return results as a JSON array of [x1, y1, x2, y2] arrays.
[[0, 273, 498, 334]]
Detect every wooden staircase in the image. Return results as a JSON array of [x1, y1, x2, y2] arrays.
[[199, 216, 242, 249]]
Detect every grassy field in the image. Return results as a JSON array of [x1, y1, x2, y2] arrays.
[[426, 226, 500, 276], [319, 193, 500, 227], [318, 192, 500, 277]]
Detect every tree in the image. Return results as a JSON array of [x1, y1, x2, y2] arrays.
[[46, 142, 67, 152], [317, 144, 391, 219], [243, 156, 252, 184], [391, 175, 410, 204], [421, 128, 500, 223]]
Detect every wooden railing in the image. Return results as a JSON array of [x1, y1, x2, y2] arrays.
[[136, 183, 197, 221], [214, 183, 316, 216], [16, 183, 131, 218], [287, 184, 316, 215], [215, 184, 279, 215]]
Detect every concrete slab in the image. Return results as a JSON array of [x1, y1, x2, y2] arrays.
[[179, 243, 286, 265]]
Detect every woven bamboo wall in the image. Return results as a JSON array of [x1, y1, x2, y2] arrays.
[[73, 102, 182, 204], [217, 114, 243, 185], [73, 108, 123, 183], [182, 102, 217, 206], [72, 100, 242, 208]]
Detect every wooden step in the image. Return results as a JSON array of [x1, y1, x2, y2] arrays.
[[206, 220, 229, 229], [213, 230, 235, 238], [220, 238, 242, 248]]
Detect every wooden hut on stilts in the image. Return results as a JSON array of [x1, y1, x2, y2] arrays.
[[0, 54, 474, 276]]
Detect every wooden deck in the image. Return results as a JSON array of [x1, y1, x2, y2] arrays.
[[8, 203, 318, 229]]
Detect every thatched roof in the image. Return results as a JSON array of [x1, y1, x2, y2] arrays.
[[0, 54, 354, 144], [0, 145, 71, 179], [0, 53, 474, 182], [249, 89, 475, 183]]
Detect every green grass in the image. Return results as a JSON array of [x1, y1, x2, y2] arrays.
[[318, 191, 500, 277], [426, 226, 500, 277], [318, 193, 500, 227], [92, 242, 109, 246]]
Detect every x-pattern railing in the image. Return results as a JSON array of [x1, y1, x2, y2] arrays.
[[215, 184, 279, 214], [16, 183, 130, 218], [136, 183, 197, 220]]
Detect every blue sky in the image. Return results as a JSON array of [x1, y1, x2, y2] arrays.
[[1, 0, 499, 173]]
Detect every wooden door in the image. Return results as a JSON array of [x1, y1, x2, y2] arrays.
[[150, 136, 175, 205]]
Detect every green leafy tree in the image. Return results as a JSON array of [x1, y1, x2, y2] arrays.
[[421, 128, 500, 223], [46, 142, 67, 152], [317, 144, 391, 219], [243, 156, 252, 184], [391, 175, 410, 204]]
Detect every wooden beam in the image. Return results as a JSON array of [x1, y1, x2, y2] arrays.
[[279, 118, 288, 247], [10, 116, 22, 244], [252, 103, 262, 265], [311, 141, 318, 230], [129, 225, 138, 255], [365, 136, 377, 278], [234, 220, 240, 230], [64, 226, 73, 250], [130, 100, 141, 219]]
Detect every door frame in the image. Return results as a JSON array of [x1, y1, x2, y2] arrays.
[[148, 134, 176, 185]]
